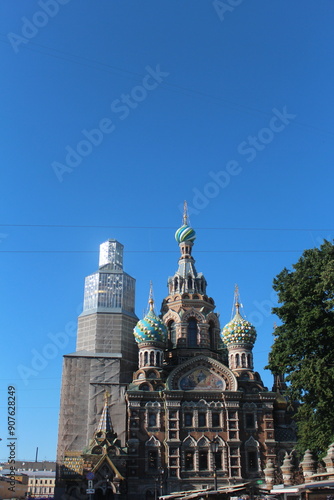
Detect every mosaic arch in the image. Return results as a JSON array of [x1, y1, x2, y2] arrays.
[[166, 355, 238, 391]]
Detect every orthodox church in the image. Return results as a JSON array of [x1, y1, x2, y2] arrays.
[[56, 207, 296, 499]]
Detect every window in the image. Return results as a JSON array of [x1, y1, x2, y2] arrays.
[[187, 318, 198, 347], [208, 321, 215, 349], [168, 321, 177, 348], [185, 451, 194, 470], [148, 413, 156, 427], [248, 451, 258, 471], [184, 412, 193, 426], [148, 450, 157, 469], [198, 413, 206, 427], [150, 351, 154, 366], [246, 413, 255, 428], [215, 452, 222, 470], [199, 450, 208, 470], [212, 412, 220, 427]]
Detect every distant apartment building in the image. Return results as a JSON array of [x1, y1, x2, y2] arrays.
[[0, 462, 56, 498]]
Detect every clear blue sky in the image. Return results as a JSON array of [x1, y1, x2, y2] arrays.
[[0, 1, 333, 461]]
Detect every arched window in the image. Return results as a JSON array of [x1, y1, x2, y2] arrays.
[[144, 351, 148, 366], [150, 351, 155, 366], [185, 451, 194, 470], [168, 321, 177, 348], [236, 353, 240, 367], [242, 353, 246, 367], [148, 413, 157, 427], [148, 450, 158, 469], [174, 277, 178, 291], [187, 277, 192, 290], [208, 321, 215, 349], [199, 450, 208, 470], [247, 354, 252, 368], [187, 318, 198, 347], [156, 352, 160, 366]]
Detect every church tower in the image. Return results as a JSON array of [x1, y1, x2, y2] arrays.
[[57, 240, 138, 465], [161, 202, 221, 362]]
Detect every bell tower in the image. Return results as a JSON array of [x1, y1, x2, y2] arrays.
[[161, 202, 221, 364]]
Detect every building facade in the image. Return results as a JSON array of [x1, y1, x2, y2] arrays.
[[56, 211, 296, 499]]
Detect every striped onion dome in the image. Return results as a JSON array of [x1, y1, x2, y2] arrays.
[[175, 224, 196, 244], [133, 298, 167, 344]]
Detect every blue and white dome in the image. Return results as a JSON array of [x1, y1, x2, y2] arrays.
[[175, 224, 196, 244], [133, 299, 167, 344]]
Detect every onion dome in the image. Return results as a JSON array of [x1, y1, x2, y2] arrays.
[[133, 297, 167, 344], [175, 224, 196, 243], [221, 303, 257, 347], [175, 201, 196, 243], [274, 393, 288, 411]]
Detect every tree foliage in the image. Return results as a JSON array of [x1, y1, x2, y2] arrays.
[[267, 240, 334, 458]]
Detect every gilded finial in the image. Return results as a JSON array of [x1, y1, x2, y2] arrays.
[[149, 281, 154, 311], [182, 200, 188, 226], [234, 284, 240, 314], [104, 390, 110, 404]]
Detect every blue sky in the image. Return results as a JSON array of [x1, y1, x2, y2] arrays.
[[0, 1, 333, 461]]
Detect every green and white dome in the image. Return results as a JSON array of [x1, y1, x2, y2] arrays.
[[175, 224, 196, 244], [221, 310, 257, 347], [133, 299, 167, 344]]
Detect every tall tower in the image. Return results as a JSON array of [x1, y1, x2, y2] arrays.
[[57, 239, 138, 464], [161, 202, 221, 362], [76, 239, 137, 360]]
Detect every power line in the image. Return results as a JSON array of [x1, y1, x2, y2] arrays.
[[0, 223, 333, 231], [0, 249, 305, 254], [0, 35, 333, 136]]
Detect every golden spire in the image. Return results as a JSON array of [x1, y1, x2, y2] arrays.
[[149, 280, 154, 311], [104, 390, 110, 404], [182, 200, 188, 226], [234, 284, 241, 314]]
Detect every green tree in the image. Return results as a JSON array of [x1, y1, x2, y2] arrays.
[[267, 240, 334, 458]]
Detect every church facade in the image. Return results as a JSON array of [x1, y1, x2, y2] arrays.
[[56, 211, 296, 499]]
